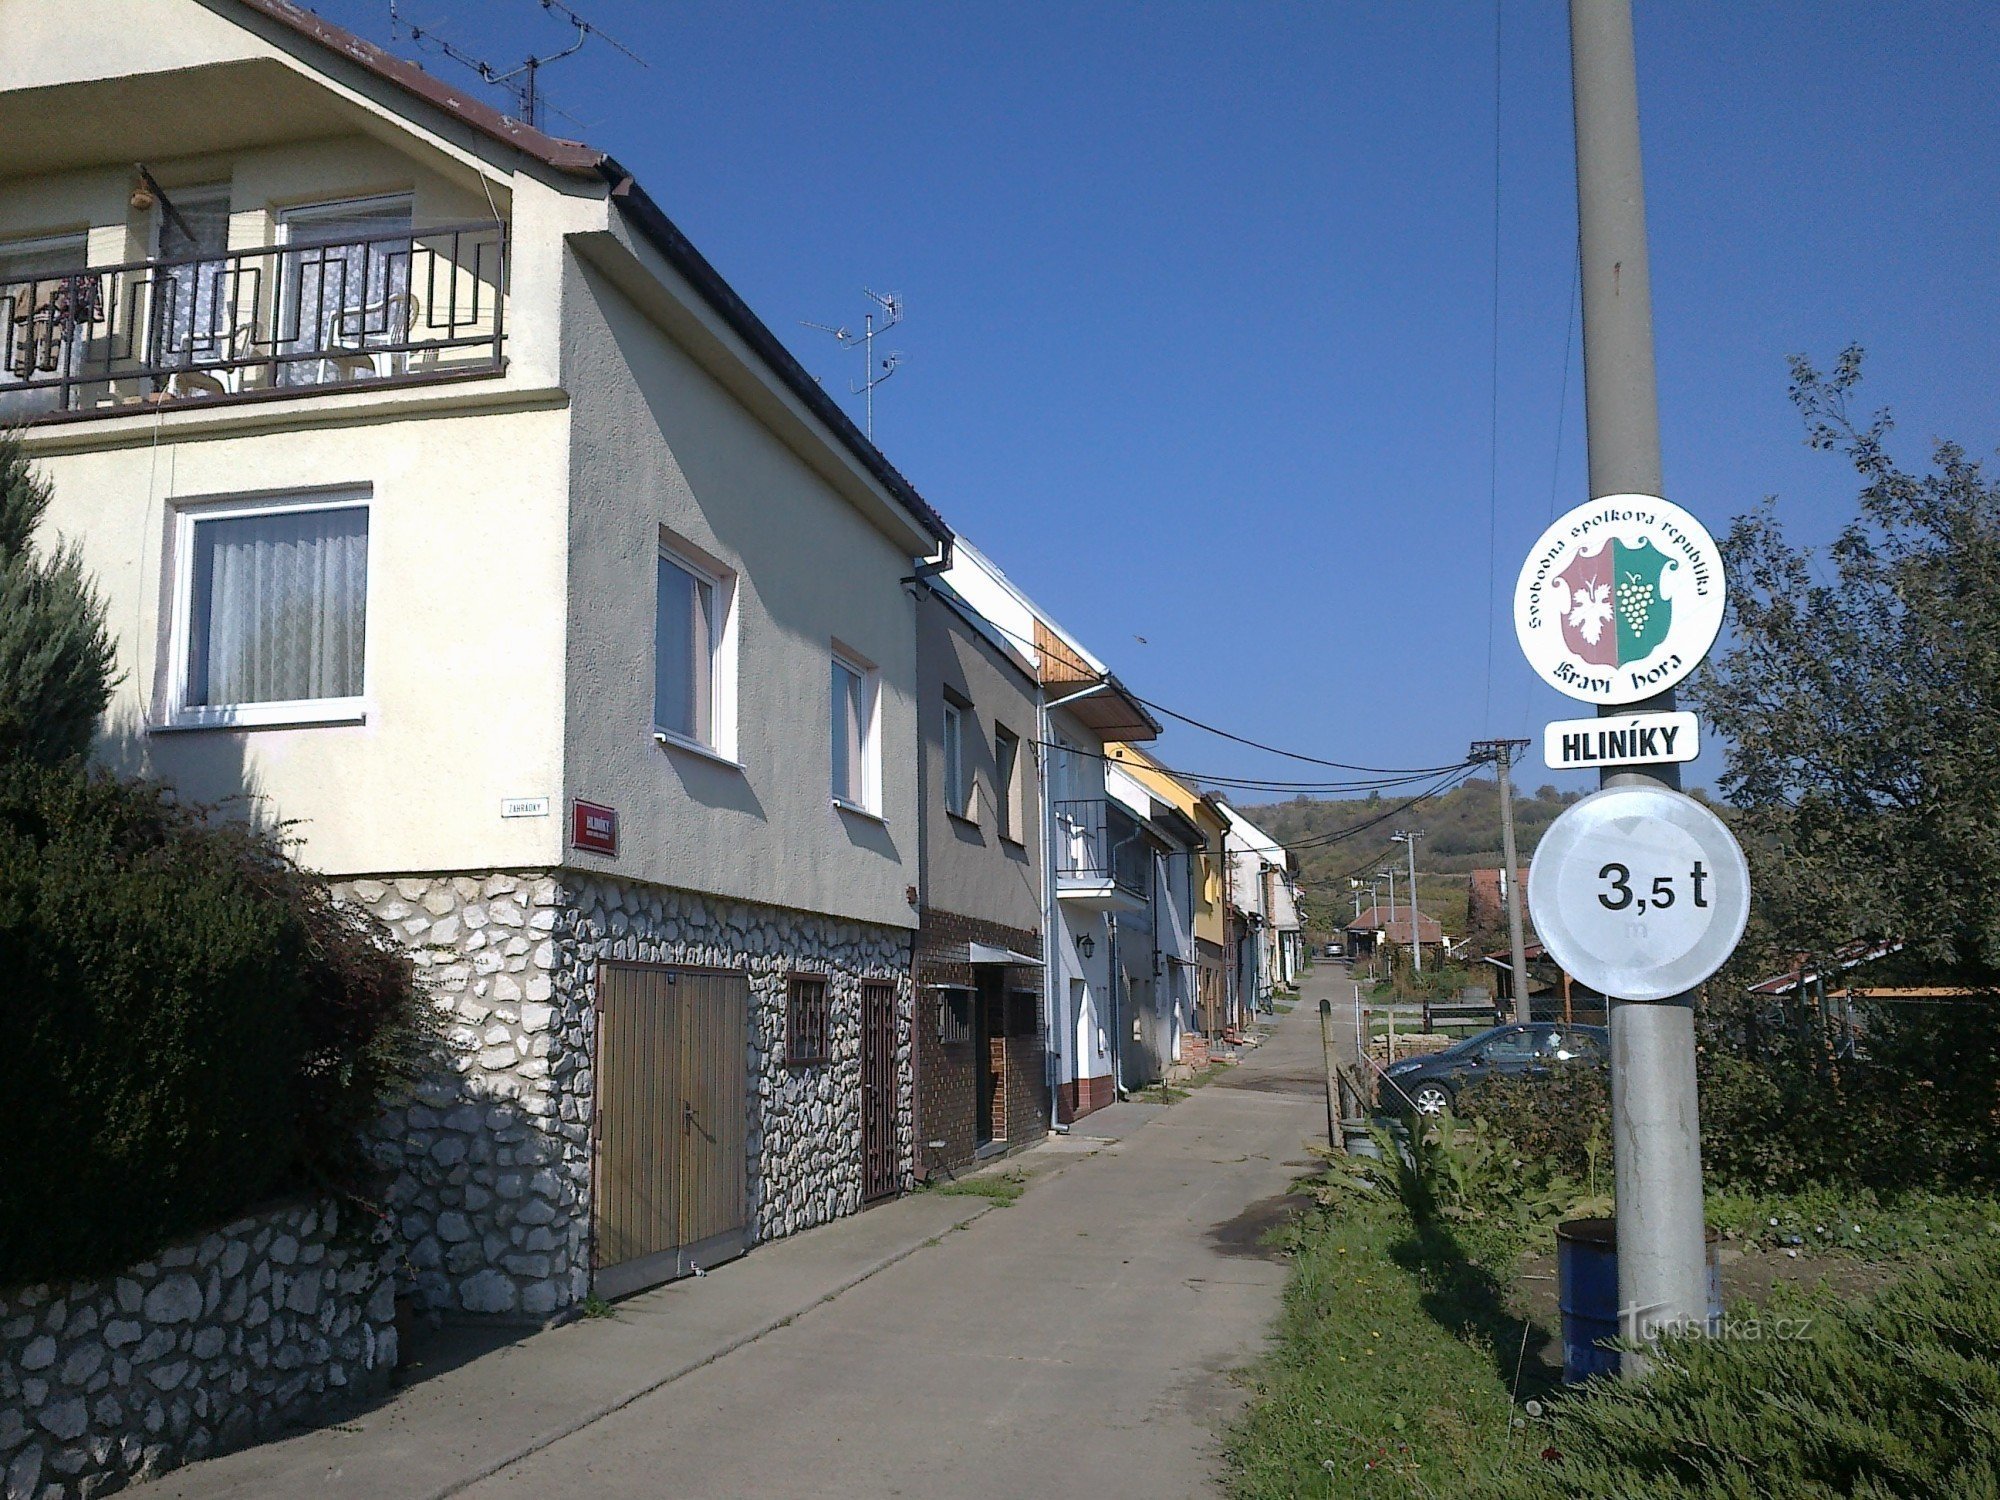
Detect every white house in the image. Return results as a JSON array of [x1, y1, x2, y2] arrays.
[[1220, 803, 1302, 1011], [4, 0, 953, 1314]]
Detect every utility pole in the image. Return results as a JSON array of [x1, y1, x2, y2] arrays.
[[1391, 831, 1424, 975], [1378, 865, 1397, 979], [1571, 0, 1708, 1368], [1471, 739, 1532, 1021]]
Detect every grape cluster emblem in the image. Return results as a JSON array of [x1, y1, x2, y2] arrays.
[[1556, 539, 1675, 668]]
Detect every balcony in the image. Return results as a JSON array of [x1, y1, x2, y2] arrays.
[[1053, 799, 1150, 913], [0, 222, 506, 424]]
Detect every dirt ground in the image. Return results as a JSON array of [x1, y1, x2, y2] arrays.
[[1509, 1238, 1908, 1384]]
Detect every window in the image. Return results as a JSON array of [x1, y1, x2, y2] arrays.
[[831, 647, 879, 812], [655, 551, 716, 746], [172, 495, 369, 726], [941, 699, 969, 817], [937, 987, 973, 1045], [1476, 1028, 1539, 1065], [994, 725, 1021, 840], [788, 976, 830, 1065], [0, 233, 91, 422], [278, 195, 414, 385]]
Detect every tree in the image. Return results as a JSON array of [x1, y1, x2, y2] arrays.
[[0, 430, 117, 764], [1690, 349, 2000, 1190], [1695, 347, 2000, 980]]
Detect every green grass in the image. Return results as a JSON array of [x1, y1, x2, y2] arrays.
[[1226, 1193, 1543, 1497], [926, 1171, 1027, 1204]]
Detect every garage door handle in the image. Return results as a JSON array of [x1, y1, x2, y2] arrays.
[[683, 1100, 694, 1131]]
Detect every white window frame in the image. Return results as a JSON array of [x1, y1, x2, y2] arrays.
[[830, 642, 882, 817], [164, 487, 373, 731], [941, 698, 969, 819], [652, 529, 738, 763]]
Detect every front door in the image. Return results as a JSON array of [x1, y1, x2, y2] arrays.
[[974, 970, 1006, 1147], [861, 981, 900, 1202], [593, 964, 749, 1299]]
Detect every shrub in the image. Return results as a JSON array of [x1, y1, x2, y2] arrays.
[[0, 760, 440, 1288], [1488, 1242, 2000, 1497], [1457, 1068, 1610, 1184], [0, 431, 116, 765]]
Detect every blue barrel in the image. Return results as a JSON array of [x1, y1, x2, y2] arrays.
[[1556, 1218, 1723, 1383]]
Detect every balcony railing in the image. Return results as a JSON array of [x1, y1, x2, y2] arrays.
[[0, 221, 506, 422], [1053, 798, 1150, 902]]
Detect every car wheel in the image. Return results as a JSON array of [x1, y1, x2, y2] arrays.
[[1410, 1082, 1453, 1117]]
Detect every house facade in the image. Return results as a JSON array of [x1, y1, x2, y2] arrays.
[[941, 541, 1160, 1123], [1220, 803, 1302, 1011], [6, 0, 950, 1315], [911, 578, 1047, 1176], [1106, 743, 1233, 1043]]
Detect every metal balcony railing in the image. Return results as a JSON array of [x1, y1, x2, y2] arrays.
[[1052, 799, 1150, 901], [0, 221, 506, 422]]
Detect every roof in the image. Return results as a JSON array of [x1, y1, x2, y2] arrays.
[[1347, 905, 1444, 944], [222, 0, 953, 550], [1747, 940, 1907, 997]]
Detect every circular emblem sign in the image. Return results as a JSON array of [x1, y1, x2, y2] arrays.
[[1527, 785, 1751, 1002], [1514, 494, 1725, 705]]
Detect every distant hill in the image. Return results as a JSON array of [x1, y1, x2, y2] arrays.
[[1235, 775, 1583, 943]]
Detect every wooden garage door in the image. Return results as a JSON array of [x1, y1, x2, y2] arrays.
[[594, 964, 749, 1299]]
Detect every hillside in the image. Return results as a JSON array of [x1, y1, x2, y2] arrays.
[[1237, 774, 1583, 944]]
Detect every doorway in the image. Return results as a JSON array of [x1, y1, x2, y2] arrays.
[[861, 981, 900, 1202], [593, 964, 749, 1299], [973, 969, 1007, 1149]]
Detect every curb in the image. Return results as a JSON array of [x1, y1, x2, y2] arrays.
[[425, 1198, 994, 1499]]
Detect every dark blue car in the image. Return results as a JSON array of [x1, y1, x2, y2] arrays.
[[1375, 1022, 1608, 1117]]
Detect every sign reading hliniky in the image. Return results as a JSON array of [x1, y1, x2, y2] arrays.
[[1544, 710, 1699, 771], [1514, 495, 1725, 705]]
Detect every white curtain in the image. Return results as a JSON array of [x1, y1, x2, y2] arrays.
[[187, 508, 368, 707], [280, 198, 413, 383]]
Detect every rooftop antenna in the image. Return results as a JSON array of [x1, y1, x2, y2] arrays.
[[389, 0, 648, 132], [802, 287, 904, 442]]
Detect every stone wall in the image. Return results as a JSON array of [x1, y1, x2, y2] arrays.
[[0, 1199, 395, 1500], [336, 870, 913, 1321]]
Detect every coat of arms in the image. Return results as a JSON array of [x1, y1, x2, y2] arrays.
[[1557, 539, 1675, 668]]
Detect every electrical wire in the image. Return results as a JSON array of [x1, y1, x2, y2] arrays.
[[1481, 0, 1504, 731]]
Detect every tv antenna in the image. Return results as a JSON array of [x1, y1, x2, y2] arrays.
[[802, 287, 904, 442], [389, 0, 648, 133]]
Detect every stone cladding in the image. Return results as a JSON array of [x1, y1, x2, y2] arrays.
[[334, 871, 913, 1319], [0, 1199, 394, 1500]]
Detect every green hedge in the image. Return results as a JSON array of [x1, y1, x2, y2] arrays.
[[0, 760, 438, 1288]]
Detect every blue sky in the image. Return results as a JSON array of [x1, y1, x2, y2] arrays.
[[314, 0, 2000, 793]]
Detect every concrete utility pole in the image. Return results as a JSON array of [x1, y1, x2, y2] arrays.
[[1391, 831, 1424, 974], [1570, 0, 1709, 1367], [1471, 739, 1533, 1022]]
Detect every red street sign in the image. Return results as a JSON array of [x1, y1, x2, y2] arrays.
[[571, 799, 618, 855]]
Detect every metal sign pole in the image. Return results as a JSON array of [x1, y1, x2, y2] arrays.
[[1570, 0, 1710, 1367]]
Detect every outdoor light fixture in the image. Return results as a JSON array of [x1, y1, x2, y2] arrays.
[[1077, 933, 1095, 959]]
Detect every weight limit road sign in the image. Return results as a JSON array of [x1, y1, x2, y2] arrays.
[[1527, 784, 1750, 1003]]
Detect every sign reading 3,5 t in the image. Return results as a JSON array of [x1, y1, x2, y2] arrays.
[[1527, 784, 1750, 1002]]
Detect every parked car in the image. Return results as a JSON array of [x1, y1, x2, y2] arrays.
[[1375, 1023, 1608, 1117]]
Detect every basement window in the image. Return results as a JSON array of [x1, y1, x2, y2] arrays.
[[788, 975, 830, 1066]]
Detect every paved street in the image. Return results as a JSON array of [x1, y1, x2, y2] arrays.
[[143, 986, 1338, 1500]]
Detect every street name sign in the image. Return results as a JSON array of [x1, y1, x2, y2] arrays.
[[1544, 710, 1699, 771], [1514, 495, 1725, 705], [1526, 784, 1750, 1002]]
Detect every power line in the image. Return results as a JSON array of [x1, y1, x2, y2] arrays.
[[1124, 691, 1469, 777]]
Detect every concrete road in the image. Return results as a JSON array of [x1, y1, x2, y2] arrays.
[[463, 1001, 1329, 1500]]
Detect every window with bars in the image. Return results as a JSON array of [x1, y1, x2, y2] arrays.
[[936, 987, 973, 1046], [787, 975, 830, 1066]]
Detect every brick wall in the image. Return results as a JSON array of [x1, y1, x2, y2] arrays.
[[912, 909, 1046, 1177]]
